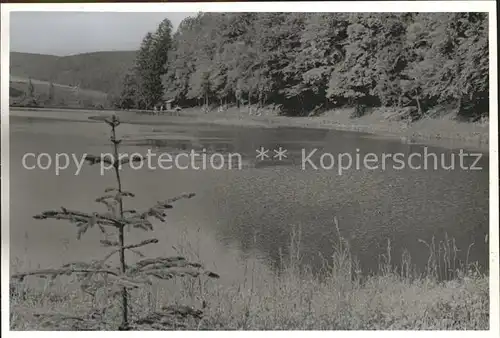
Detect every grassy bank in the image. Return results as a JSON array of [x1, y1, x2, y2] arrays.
[[202, 106, 489, 152], [114, 105, 490, 152], [10, 224, 489, 330]]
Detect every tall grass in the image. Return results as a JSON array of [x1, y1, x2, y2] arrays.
[[10, 217, 489, 330]]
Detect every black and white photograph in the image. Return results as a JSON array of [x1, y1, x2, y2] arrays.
[[1, 1, 498, 333]]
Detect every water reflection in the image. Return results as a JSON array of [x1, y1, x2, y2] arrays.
[[9, 118, 489, 278]]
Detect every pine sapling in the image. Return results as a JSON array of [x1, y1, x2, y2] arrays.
[[11, 114, 219, 330]]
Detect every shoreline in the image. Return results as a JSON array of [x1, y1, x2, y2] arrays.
[[9, 107, 489, 153], [208, 115, 489, 153], [10, 229, 489, 330]]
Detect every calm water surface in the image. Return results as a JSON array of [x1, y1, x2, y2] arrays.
[[9, 114, 489, 279]]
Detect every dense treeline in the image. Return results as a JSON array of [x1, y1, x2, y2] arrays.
[[116, 12, 489, 120]]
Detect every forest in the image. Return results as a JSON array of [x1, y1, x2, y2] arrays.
[[115, 12, 489, 121]]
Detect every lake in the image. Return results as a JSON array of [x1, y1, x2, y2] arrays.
[[8, 113, 489, 282]]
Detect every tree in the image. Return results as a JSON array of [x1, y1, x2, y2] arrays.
[[403, 13, 489, 119], [23, 78, 39, 107], [12, 115, 219, 330], [287, 13, 349, 113], [28, 78, 35, 98], [134, 32, 156, 110], [47, 82, 55, 105], [123, 19, 174, 110], [116, 72, 139, 109], [326, 14, 387, 112], [163, 16, 202, 106]]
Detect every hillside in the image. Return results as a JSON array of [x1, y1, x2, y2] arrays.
[[9, 76, 109, 109], [10, 51, 136, 94]]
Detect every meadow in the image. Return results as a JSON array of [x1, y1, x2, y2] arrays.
[[9, 76, 109, 109]]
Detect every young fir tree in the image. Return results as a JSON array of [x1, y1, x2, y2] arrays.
[[12, 115, 219, 330]]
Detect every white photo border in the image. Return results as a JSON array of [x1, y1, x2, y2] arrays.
[[1, 1, 498, 337]]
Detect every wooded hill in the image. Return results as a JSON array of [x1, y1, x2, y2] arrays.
[[117, 12, 488, 121], [10, 51, 136, 94]]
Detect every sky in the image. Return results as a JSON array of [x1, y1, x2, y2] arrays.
[[10, 12, 196, 56]]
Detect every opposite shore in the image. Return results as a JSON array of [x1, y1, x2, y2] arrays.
[[8, 106, 490, 152]]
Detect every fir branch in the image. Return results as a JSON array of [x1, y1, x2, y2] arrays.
[[133, 256, 187, 269], [133, 312, 187, 329], [12, 268, 119, 281], [158, 192, 196, 205], [118, 156, 144, 167], [132, 305, 203, 329], [34, 208, 126, 228], [84, 154, 114, 166], [100, 239, 120, 247], [145, 267, 220, 280], [111, 274, 152, 289], [100, 239, 159, 264], [104, 115, 120, 128], [162, 304, 203, 319]]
